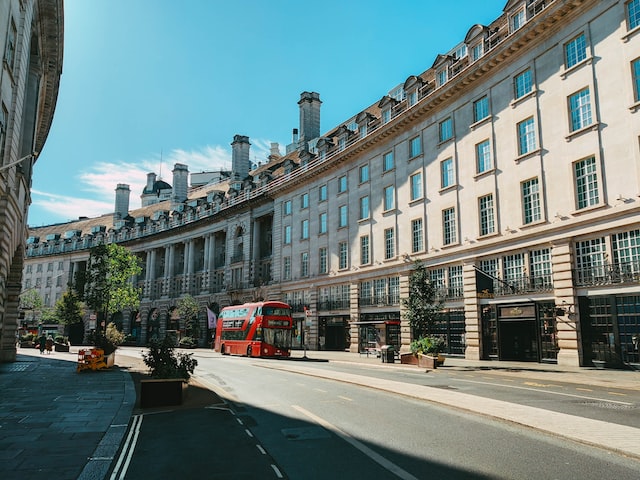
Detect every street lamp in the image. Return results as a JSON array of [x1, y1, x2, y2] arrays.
[[0, 152, 39, 172]]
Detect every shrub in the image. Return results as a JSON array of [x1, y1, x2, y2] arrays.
[[54, 335, 68, 344], [410, 336, 445, 356], [90, 322, 125, 355], [143, 336, 198, 380], [178, 336, 198, 348]]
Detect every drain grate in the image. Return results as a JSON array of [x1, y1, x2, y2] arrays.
[[0, 362, 32, 373]]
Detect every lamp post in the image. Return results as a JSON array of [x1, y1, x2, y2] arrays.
[[0, 152, 38, 172]]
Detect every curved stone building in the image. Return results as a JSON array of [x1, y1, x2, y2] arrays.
[[23, 0, 640, 368], [0, 0, 63, 362]]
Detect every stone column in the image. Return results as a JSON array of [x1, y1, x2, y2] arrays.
[[399, 272, 411, 353], [552, 241, 580, 367], [463, 262, 481, 360]]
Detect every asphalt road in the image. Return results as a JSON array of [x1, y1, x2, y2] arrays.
[[191, 355, 640, 480]]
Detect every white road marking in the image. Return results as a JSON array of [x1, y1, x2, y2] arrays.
[[109, 414, 143, 480]]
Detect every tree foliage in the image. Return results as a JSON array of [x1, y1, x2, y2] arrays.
[[54, 290, 84, 325], [401, 261, 443, 339], [177, 294, 200, 338], [83, 243, 142, 329], [19, 290, 43, 311]]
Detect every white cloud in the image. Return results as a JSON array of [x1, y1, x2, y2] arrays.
[[30, 141, 276, 224]]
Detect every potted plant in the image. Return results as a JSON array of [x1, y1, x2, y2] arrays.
[[140, 336, 198, 408], [410, 336, 446, 369], [178, 336, 198, 349], [19, 333, 36, 348]]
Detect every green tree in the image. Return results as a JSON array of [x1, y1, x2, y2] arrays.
[[177, 294, 200, 339], [402, 261, 443, 339], [19, 289, 44, 311], [82, 243, 142, 332], [54, 290, 84, 325]]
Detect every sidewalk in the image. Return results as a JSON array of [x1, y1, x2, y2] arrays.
[[1, 346, 638, 480]]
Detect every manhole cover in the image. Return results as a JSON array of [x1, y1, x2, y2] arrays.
[[282, 427, 330, 441]]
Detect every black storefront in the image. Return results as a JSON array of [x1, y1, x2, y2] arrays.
[[481, 301, 558, 362], [356, 312, 401, 353]]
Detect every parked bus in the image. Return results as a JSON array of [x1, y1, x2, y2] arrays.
[[215, 301, 293, 357]]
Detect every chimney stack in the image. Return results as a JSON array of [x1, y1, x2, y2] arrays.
[[231, 135, 251, 180], [145, 172, 156, 192], [171, 163, 189, 207], [114, 183, 130, 221], [298, 92, 321, 145]]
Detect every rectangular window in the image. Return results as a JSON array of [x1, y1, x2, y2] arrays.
[[383, 185, 395, 211], [58, 261, 64, 270], [301, 252, 309, 277], [26, 264, 32, 274], [339, 205, 348, 227], [613, 229, 640, 269], [319, 247, 328, 274], [283, 200, 292, 215], [338, 175, 348, 193], [283, 257, 291, 280], [437, 69, 447, 86], [301, 193, 309, 209], [382, 108, 391, 124], [565, 33, 587, 69], [503, 253, 525, 282], [37, 264, 42, 273], [319, 185, 327, 202], [47, 262, 54, 272], [633, 58, 640, 102], [441, 158, 454, 188], [408, 91, 417, 106], [56, 276, 63, 287], [338, 136, 347, 151], [530, 248, 552, 286], [479, 194, 496, 236], [448, 266, 464, 298], [359, 164, 369, 183], [410, 172, 423, 201], [319, 212, 327, 234], [4, 20, 16, 70], [569, 88, 592, 131], [472, 43, 483, 61], [383, 151, 394, 172], [46, 277, 52, 287], [439, 117, 453, 143], [473, 96, 489, 123], [511, 10, 525, 31], [359, 124, 367, 138], [359, 196, 370, 220], [411, 218, 424, 253], [517, 117, 536, 155], [521, 177, 541, 224], [339, 242, 348, 269], [574, 156, 599, 209], [301, 219, 309, 239], [384, 228, 395, 259], [476, 140, 492, 173], [514, 69, 533, 99], [628, 0, 640, 30], [576, 237, 607, 271], [284, 225, 291, 244], [443, 207, 457, 245], [409, 136, 422, 157], [360, 235, 370, 265]]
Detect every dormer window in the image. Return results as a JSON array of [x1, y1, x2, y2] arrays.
[[359, 124, 367, 138], [511, 10, 525, 32], [471, 43, 484, 61], [408, 91, 417, 107], [437, 69, 448, 87], [382, 108, 391, 124]]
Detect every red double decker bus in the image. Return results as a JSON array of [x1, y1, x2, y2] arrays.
[[215, 301, 293, 357]]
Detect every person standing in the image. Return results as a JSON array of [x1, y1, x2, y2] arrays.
[[38, 333, 47, 354]]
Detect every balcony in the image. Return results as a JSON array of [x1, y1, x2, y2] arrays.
[[574, 261, 640, 287], [358, 294, 400, 307], [494, 274, 554, 296], [317, 299, 350, 311]]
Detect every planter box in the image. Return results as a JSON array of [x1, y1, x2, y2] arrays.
[[140, 378, 186, 408], [400, 353, 418, 365], [54, 343, 70, 352], [418, 355, 438, 369], [20, 341, 35, 348]]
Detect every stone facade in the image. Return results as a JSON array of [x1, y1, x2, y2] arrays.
[[0, 0, 63, 362], [22, 0, 640, 368]]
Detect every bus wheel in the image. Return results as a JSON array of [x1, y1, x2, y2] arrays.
[[247, 346, 252, 357]]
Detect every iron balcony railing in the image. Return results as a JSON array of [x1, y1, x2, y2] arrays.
[[574, 261, 640, 287]]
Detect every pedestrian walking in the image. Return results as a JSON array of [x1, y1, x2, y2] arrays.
[[38, 333, 47, 354]]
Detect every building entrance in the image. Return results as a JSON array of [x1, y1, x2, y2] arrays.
[[498, 319, 538, 361]]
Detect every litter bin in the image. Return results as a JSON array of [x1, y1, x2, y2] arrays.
[[381, 345, 395, 363]]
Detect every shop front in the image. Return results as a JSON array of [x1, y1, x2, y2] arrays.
[[354, 312, 401, 354], [318, 315, 349, 351], [481, 302, 558, 363]]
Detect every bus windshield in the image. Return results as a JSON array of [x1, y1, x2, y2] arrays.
[[263, 327, 292, 349]]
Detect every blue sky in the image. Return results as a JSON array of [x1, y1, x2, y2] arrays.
[[29, 0, 507, 227]]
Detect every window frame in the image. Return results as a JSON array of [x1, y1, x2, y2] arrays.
[[383, 151, 394, 172], [517, 117, 537, 156], [440, 157, 455, 189], [569, 87, 593, 132], [384, 227, 395, 259], [514, 69, 533, 99], [473, 96, 489, 123], [564, 33, 587, 69], [338, 175, 348, 193], [410, 172, 423, 201], [628, 0, 640, 30], [359, 164, 369, 183], [443, 207, 457, 245], [339, 205, 348, 228], [479, 194, 496, 237], [319, 212, 327, 234], [411, 218, 424, 253], [319, 185, 327, 202], [521, 177, 542, 225], [574, 156, 600, 210], [360, 235, 370, 265], [409, 136, 422, 158], [383, 185, 395, 211], [359, 195, 370, 220], [476, 139, 492, 174], [439, 117, 453, 143]]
